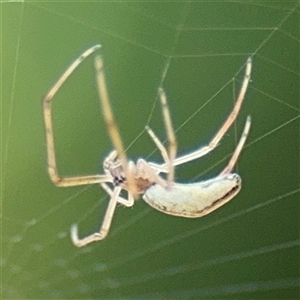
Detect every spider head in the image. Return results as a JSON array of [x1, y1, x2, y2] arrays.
[[103, 151, 151, 197], [103, 150, 127, 186]]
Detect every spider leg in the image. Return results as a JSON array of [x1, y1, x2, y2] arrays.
[[144, 89, 177, 184], [158, 57, 252, 171], [219, 115, 251, 176], [71, 186, 122, 247], [94, 55, 138, 197], [158, 88, 177, 185], [137, 159, 168, 188], [145, 126, 170, 164], [43, 44, 111, 187], [101, 183, 134, 207]]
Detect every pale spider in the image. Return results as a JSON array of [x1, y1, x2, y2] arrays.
[[43, 44, 252, 248]]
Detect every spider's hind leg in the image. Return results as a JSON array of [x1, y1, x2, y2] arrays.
[[219, 116, 251, 176], [158, 88, 177, 185]]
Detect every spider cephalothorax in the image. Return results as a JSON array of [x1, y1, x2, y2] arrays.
[[104, 150, 161, 194], [103, 151, 126, 186]]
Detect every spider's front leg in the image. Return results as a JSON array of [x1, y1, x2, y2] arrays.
[[43, 44, 110, 188]]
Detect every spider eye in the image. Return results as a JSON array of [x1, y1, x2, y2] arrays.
[[114, 175, 126, 186]]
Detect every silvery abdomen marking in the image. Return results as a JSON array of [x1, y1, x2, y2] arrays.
[[143, 174, 241, 218]]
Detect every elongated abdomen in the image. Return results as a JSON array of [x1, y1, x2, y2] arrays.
[[143, 174, 241, 218]]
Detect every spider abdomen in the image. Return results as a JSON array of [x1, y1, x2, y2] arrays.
[[143, 173, 241, 218]]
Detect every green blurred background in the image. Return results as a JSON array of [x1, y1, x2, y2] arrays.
[[2, 1, 299, 299]]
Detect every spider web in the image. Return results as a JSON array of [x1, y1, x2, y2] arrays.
[[2, 1, 299, 299]]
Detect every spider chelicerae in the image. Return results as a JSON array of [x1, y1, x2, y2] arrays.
[[43, 44, 252, 247]]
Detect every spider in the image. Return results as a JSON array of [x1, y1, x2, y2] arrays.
[[43, 44, 252, 247]]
